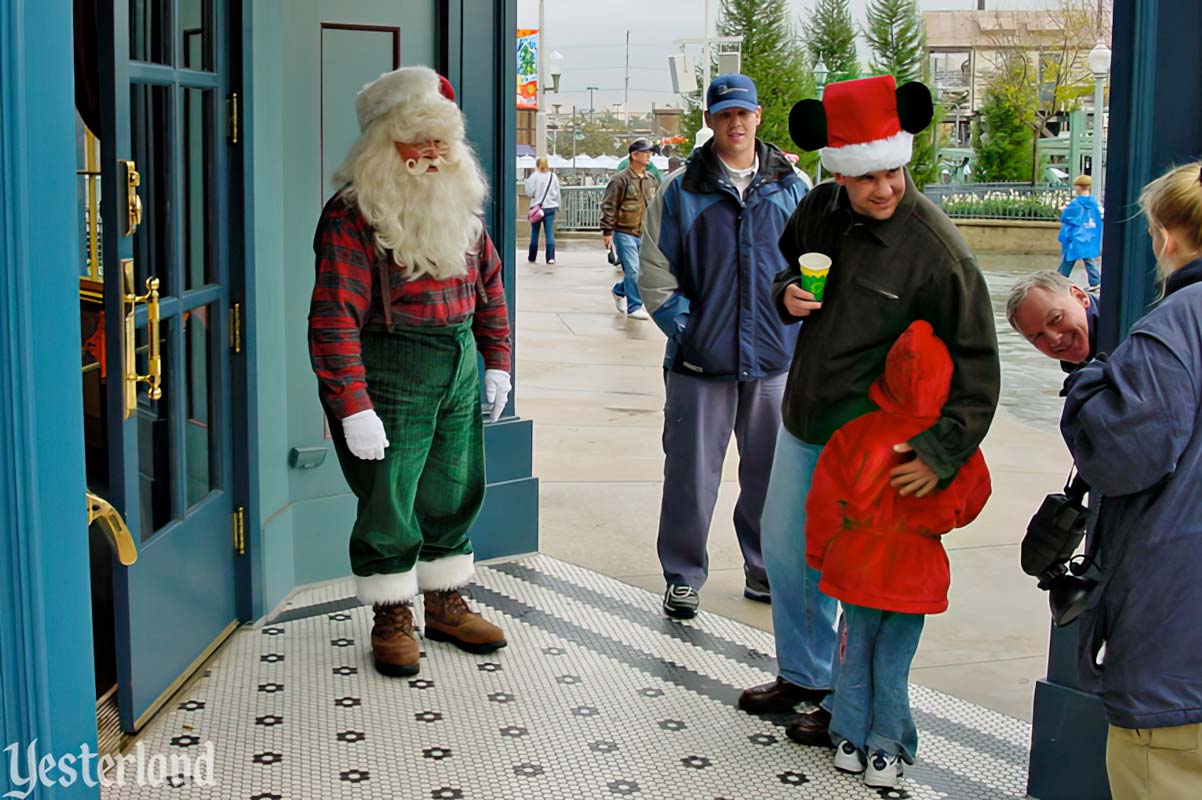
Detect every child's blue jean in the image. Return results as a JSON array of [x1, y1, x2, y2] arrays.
[[821, 603, 925, 764]]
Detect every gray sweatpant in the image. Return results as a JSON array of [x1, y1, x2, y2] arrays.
[[656, 370, 787, 589]]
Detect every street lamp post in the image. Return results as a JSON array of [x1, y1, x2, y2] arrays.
[[813, 57, 830, 182], [586, 86, 599, 121], [1087, 39, 1111, 200]]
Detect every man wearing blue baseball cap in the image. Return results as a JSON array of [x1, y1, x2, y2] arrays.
[[638, 74, 808, 619]]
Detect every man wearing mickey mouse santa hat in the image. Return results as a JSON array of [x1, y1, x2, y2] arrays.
[[309, 66, 511, 677], [736, 75, 1000, 772]]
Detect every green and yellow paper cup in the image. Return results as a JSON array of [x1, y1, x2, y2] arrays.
[[798, 253, 832, 302]]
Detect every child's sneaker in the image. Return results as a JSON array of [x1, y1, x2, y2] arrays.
[[864, 750, 903, 788], [833, 740, 866, 774]]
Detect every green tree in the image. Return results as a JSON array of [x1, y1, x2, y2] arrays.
[[862, 0, 939, 187], [804, 0, 859, 82], [679, 0, 816, 170], [973, 59, 1038, 182], [863, 0, 925, 84], [716, 0, 812, 150]]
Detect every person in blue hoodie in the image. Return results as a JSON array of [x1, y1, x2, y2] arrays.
[[1060, 161, 1202, 800], [1057, 174, 1103, 290]]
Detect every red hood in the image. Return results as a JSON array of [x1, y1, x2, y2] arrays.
[[868, 320, 952, 419]]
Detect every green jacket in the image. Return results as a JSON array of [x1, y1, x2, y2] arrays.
[[600, 166, 660, 237], [773, 171, 1000, 479]]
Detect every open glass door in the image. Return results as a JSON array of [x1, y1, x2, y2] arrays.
[[92, 0, 240, 733]]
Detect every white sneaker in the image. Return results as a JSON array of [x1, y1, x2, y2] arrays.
[[833, 740, 866, 774], [627, 306, 650, 320], [863, 751, 903, 789], [612, 292, 628, 315]]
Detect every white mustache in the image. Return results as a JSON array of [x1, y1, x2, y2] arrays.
[[403, 155, 448, 176]]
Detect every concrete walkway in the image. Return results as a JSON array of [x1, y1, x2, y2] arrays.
[[515, 240, 1074, 724]]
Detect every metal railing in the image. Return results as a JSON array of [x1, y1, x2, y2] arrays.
[[924, 182, 1073, 221], [557, 186, 606, 230]]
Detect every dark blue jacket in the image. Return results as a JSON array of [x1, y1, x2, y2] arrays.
[[1060, 296, 1101, 374], [637, 139, 807, 379], [1061, 258, 1202, 728]]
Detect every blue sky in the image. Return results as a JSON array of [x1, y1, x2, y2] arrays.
[[517, 0, 1055, 112]]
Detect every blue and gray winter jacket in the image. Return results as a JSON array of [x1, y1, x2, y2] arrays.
[[637, 139, 807, 379], [1061, 258, 1202, 729]]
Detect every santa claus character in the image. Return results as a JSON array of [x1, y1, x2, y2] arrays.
[[309, 66, 511, 677]]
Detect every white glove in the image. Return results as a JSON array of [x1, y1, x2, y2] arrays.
[[483, 369, 512, 423], [341, 409, 389, 460]]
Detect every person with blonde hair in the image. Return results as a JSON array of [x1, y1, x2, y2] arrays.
[[523, 156, 560, 264], [1060, 161, 1202, 799]]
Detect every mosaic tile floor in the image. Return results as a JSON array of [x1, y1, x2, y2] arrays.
[[103, 555, 1032, 800]]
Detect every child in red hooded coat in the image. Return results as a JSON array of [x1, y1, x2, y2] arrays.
[[805, 320, 991, 789]]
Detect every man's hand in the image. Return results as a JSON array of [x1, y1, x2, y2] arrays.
[[484, 369, 512, 423], [890, 442, 938, 498], [783, 283, 822, 318], [603, 233, 613, 250], [341, 409, 389, 461]]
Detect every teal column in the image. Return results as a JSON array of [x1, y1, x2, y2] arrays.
[[1028, 2, 1202, 799], [0, 0, 101, 797], [439, 0, 538, 560]]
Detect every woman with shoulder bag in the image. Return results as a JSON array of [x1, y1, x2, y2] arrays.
[[1061, 161, 1202, 800], [524, 157, 561, 264]]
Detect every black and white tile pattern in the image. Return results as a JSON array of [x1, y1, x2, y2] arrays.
[[102, 555, 1031, 799]]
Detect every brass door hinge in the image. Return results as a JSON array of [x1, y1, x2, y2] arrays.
[[229, 302, 242, 353], [227, 92, 240, 144], [233, 506, 246, 555]]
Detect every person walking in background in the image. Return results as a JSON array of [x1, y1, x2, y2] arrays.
[[638, 74, 807, 618], [601, 138, 660, 320], [1057, 174, 1103, 291], [524, 157, 560, 264], [1061, 162, 1202, 800], [806, 321, 991, 788]]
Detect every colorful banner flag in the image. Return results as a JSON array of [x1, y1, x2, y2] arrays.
[[517, 28, 538, 110]]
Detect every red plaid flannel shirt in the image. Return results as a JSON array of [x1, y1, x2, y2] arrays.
[[309, 193, 511, 419]]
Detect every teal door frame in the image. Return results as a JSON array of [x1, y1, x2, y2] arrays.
[[1, 0, 101, 796]]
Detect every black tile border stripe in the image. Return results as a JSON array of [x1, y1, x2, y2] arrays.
[[469, 579, 1022, 799], [492, 560, 1032, 770], [260, 563, 1027, 798]]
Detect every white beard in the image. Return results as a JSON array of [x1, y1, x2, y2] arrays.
[[337, 138, 488, 282]]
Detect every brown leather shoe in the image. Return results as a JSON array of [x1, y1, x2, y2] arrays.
[[738, 676, 828, 714], [423, 589, 507, 654], [371, 603, 420, 677], [785, 706, 834, 748]]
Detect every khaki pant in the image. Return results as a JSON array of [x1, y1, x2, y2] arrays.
[[1107, 722, 1202, 800]]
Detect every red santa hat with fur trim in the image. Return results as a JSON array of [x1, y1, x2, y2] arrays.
[[789, 75, 933, 176], [355, 65, 461, 139]]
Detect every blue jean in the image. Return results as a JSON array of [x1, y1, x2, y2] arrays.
[[823, 604, 924, 765], [528, 208, 557, 262], [1058, 256, 1100, 287], [761, 425, 839, 690], [610, 231, 644, 313]]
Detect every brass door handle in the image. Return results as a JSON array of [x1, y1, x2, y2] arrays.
[[121, 160, 143, 237], [122, 259, 162, 417], [86, 492, 138, 566]]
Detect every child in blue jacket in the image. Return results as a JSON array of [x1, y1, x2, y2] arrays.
[[1057, 174, 1103, 290]]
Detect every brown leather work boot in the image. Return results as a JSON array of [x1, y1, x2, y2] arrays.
[[371, 602, 420, 677], [422, 589, 507, 654]]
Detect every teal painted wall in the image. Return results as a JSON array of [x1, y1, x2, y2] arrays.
[[245, 1, 534, 614], [0, 0, 101, 795]]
